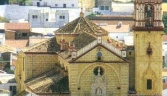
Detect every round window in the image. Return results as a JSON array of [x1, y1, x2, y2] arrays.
[[93, 66, 104, 76]]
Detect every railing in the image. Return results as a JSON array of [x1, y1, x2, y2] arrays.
[[102, 41, 122, 56], [77, 40, 98, 57], [101, 40, 122, 56], [76, 39, 122, 58]]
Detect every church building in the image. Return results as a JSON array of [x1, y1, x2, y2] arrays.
[[15, 0, 164, 96]]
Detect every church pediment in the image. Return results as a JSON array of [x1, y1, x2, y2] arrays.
[[70, 44, 127, 63]]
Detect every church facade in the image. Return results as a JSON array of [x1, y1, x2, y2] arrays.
[[15, 0, 164, 96]]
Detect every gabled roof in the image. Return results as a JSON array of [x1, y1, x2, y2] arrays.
[[70, 44, 127, 63], [22, 37, 60, 52], [55, 16, 108, 35], [25, 68, 69, 93], [5, 23, 30, 30], [5, 40, 29, 49], [72, 32, 97, 50], [0, 45, 16, 53]]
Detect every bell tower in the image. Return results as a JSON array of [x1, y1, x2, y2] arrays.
[[133, 0, 163, 95]]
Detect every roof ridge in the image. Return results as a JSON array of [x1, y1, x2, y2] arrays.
[[83, 31, 97, 38], [73, 17, 82, 34], [55, 17, 80, 33], [84, 17, 97, 34], [22, 38, 53, 52]]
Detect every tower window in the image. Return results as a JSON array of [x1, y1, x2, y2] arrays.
[[147, 79, 152, 90], [129, 52, 131, 55]]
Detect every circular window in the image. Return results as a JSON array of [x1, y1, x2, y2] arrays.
[[93, 66, 104, 76]]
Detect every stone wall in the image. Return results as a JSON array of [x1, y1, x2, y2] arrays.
[[134, 31, 163, 95], [69, 63, 129, 96], [69, 46, 129, 96]]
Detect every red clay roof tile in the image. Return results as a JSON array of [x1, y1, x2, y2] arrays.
[[5, 23, 30, 30]]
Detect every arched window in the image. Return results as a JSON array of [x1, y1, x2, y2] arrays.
[[145, 4, 154, 27]]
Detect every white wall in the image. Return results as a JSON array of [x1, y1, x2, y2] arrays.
[[0, 33, 5, 45], [0, 93, 9, 96], [108, 32, 129, 41], [0, 74, 17, 96], [29, 8, 81, 28], [31, 0, 79, 8]]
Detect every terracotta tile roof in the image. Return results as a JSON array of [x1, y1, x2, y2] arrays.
[[22, 37, 60, 52], [55, 16, 108, 35], [72, 32, 97, 50], [29, 38, 48, 46], [100, 24, 130, 33], [5, 23, 30, 30], [5, 40, 29, 49], [163, 35, 167, 41], [25, 68, 68, 93]]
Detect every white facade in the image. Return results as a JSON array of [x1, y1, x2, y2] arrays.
[[0, 33, 5, 45], [124, 36, 133, 46], [0, 73, 17, 96], [27, 0, 79, 8], [0, 5, 89, 28], [55, 10, 69, 27], [163, 41, 167, 66], [0, 91, 10, 96], [100, 24, 131, 43], [29, 8, 81, 28], [0, 23, 5, 45], [108, 32, 130, 41]]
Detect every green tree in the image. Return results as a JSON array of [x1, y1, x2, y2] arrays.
[[0, 16, 9, 23], [162, 15, 167, 34], [0, 0, 9, 5], [9, 0, 17, 4], [9, 0, 28, 5]]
